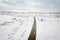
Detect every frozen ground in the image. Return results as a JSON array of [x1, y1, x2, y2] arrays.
[[0, 12, 60, 40], [36, 14, 60, 40], [0, 14, 34, 40]]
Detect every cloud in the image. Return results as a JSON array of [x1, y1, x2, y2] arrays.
[[0, 0, 60, 12], [35, 0, 60, 12]]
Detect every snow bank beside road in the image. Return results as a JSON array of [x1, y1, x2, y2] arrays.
[[36, 14, 60, 40], [0, 14, 34, 40]]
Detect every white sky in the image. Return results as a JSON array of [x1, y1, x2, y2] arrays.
[[0, 0, 60, 12]]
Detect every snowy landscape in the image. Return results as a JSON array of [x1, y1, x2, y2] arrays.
[[0, 11, 60, 40], [0, 0, 60, 40], [36, 13, 60, 40], [0, 12, 34, 40]]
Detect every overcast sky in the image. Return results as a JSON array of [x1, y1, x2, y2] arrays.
[[0, 0, 60, 12]]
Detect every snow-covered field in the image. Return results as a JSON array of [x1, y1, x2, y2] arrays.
[[36, 14, 60, 40], [0, 12, 60, 40], [0, 13, 34, 40]]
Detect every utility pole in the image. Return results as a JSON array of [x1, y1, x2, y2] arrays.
[[28, 16, 36, 40]]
